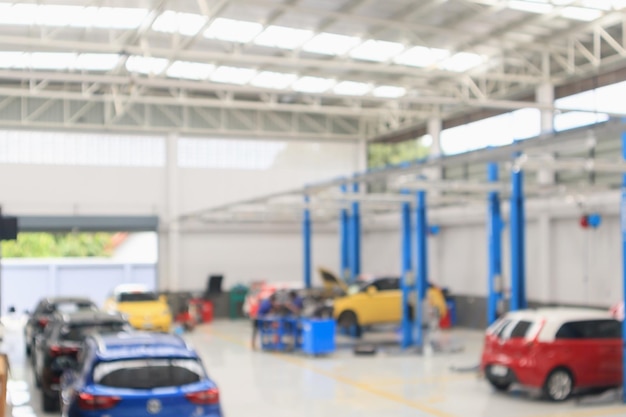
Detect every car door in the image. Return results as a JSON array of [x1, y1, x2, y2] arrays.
[[553, 321, 599, 387], [588, 319, 622, 386], [359, 278, 402, 324]]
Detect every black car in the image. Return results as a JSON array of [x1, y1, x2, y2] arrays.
[[32, 310, 131, 412], [24, 297, 98, 357]]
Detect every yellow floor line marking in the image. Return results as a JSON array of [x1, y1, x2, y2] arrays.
[[203, 327, 457, 417]]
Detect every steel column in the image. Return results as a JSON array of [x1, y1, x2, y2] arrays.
[[401, 195, 413, 349], [415, 190, 428, 348], [340, 184, 350, 281], [621, 131, 626, 403], [350, 181, 361, 282], [487, 163, 503, 325], [510, 164, 527, 311], [303, 194, 312, 289]]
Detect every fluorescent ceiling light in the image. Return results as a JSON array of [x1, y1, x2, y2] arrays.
[[292, 76, 334, 93], [509, 1, 553, 14], [254, 25, 314, 49], [167, 61, 215, 80], [349, 40, 405, 62], [394, 46, 449, 67], [333, 81, 371, 96], [152, 11, 206, 36], [126, 56, 169, 75], [373, 85, 406, 98], [251, 71, 297, 89], [0, 4, 148, 29], [204, 18, 263, 43], [302, 33, 361, 56], [440, 52, 484, 72], [560, 7, 603, 21], [75, 54, 120, 71], [31, 53, 77, 70], [210, 66, 257, 84]]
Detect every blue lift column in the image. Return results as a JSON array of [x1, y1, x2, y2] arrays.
[[400, 192, 413, 349], [621, 131, 626, 403], [303, 194, 312, 289], [340, 184, 350, 281], [350, 181, 361, 282], [415, 190, 428, 348], [509, 162, 527, 311], [487, 163, 503, 325]]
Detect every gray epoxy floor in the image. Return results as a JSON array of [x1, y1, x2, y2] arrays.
[[3, 317, 626, 417]]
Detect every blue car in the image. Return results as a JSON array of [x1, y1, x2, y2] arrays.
[[60, 332, 223, 417]]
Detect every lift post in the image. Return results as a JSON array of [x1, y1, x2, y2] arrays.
[[400, 192, 413, 349], [415, 190, 428, 348], [487, 163, 503, 325], [350, 181, 361, 282], [303, 194, 312, 289], [340, 184, 350, 280], [509, 161, 527, 311], [621, 131, 626, 403]]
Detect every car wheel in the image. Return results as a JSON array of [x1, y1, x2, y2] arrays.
[[42, 392, 58, 412], [338, 311, 362, 338], [487, 377, 511, 392], [543, 368, 574, 401]]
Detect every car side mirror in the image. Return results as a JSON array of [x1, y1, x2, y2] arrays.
[[367, 286, 378, 296]]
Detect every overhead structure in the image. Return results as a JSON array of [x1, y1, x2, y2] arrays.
[[0, 1, 625, 139]]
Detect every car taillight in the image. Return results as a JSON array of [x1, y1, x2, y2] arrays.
[[49, 345, 79, 357], [38, 318, 49, 328], [77, 392, 121, 410], [185, 388, 219, 405]]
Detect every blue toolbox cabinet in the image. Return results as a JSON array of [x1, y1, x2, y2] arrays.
[[301, 318, 335, 356]]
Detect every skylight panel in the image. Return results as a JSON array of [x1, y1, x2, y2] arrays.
[[0, 52, 27, 69], [560, 7, 603, 21], [394, 46, 449, 67], [509, 0, 553, 14], [166, 61, 215, 80], [31, 53, 77, 70], [254, 25, 314, 50], [302, 33, 361, 56], [152, 11, 207, 36], [372, 85, 406, 98], [292, 76, 334, 93], [37, 5, 84, 26], [126, 56, 169, 75], [251, 71, 297, 89], [0, 3, 38, 25], [204, 18, 263, 43], [439, 52, 485, 72], [74, 54, 120, 71], [92, 7, 149, 30], [349, 40, 405, 62], [333, 81, 371, 96], [210, 66, 257, 84]]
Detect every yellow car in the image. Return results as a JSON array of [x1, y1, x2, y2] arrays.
[[104, 284, 172, 332]]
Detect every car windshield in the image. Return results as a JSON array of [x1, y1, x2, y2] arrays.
[[93, 358, 205, 389], [61, 322, 127, 342], [118, 292, 159, 302], [54, 302, 97, 314]]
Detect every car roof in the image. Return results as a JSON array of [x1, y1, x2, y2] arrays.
[[45, 296, 95, 305], [503, 307, 613, 323], [54, 311, 125, 324], [91, 332, 196, 361]]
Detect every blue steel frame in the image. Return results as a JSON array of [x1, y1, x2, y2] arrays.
[[509, 163, 527, 311], [487, 163, 503, 325], [340, 184, 350, 281], [350, 181, 361, 282], [400, 193, 413, 348], [415, 190, 428, 348], [621, 131, 626, 403], [303, 194, 312, 289]]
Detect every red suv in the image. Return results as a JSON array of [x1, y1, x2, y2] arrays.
[[480, 308, 622, 401]]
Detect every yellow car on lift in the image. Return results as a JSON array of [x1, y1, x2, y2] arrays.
[[104, 284, 172, 332]]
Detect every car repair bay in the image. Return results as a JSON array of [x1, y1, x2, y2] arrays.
[[3, 318, 625, 417]]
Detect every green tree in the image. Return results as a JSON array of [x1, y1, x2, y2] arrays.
[[368, 139, 430, 169], [2, 232, 115, 258]]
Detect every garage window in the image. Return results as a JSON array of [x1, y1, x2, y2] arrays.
[[94, 359, 205, 389]]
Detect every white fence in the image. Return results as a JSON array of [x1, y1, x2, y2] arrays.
[[1, 259, 156, 315]]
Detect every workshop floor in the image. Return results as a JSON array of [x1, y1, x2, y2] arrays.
[[3, 318, 626, 417]]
